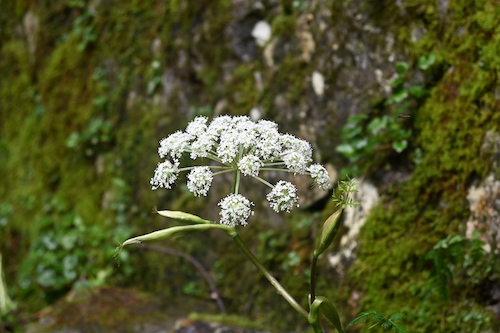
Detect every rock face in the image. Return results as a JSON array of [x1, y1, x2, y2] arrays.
[[26, 287, 168, 333], [1, 0, 499, 332], [328, 180, 379, 273], [25, 286, 271, 333], [466, 174, 500, 253]]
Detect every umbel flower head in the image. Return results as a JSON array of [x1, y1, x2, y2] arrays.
[[151, 115, 330, 226]]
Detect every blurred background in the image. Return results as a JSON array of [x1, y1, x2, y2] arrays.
[[0, 1, 499, 332]]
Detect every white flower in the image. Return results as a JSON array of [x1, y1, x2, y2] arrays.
[[187, 166, 213, 196], [308, 164, 330, 190], [217, 131, 240, 164], [207, 115, 233, 138], [218, 194, 254, 227], [238, 155, 263, 176], [152, 115, 331, 226], [280, 134, 312, 162], [150, 160, 180, 190], [186, 116, 208, 138], [266, 181, 299, 212], [190, 135, 216, 159], [256, 119, 278, 132], [253, 121, 281, 160], [282, 151, 309, 173], [158, 131, 192, 159]]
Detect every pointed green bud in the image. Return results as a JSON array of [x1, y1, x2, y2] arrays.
[[314, 209, 343, 258], [156, 209, 212, 224], [118, 224, 234, 249]]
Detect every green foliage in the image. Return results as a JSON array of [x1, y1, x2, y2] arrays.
[[341, 3, 499, 328], [1, 0, 498, 332], [16, 182, 134, 304], [146, 60, 163, 95], [65, 11, 97, 52], [332, 176, 360, 209], [336, 55, 435, 176], [336, 112, 412, 176], [308, 296, 343, 333], [344, 310, 407, 333], [66, 116, 114, 156], [424, 232, 487, 299], [271, 14, 296, 37]]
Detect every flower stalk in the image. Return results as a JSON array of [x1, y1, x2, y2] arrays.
[[231, 234, 309, 319], [120, 116, 369, 332]]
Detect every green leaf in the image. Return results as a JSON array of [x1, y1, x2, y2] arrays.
[[156, 209, 212, 224], [388, 312, 405, 321], [386, 89, 409, 105], [336, 143, 355, 155], [392, 140, 408, 153], [314, 209, 343, 257], [118, 224, 234, 249], [389, 75, 405, 88], [354, 138, 369, 149], [395, 61, 409, 74], [389, 320, 408, 333], [408, 85, 428, 98], [418, 53, 436, 70], [344, 310, 377, 331], [308, 296, 343, 333], [342, 126, 363, 140], [367, 117, 387, 135]]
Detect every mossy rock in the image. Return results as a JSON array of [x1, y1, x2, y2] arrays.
[[25, 286, 173, 333]]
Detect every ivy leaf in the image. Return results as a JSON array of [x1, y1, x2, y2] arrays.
[[386, 89, 409, 105], [395, 61, 409, 74], [392, 140, 408, 153], [389, 75, 405, 88], [418, 54, 436, 70], [367, 117, 388, 135], [409, 85, 428, 98], [336, 143, 355, 155]]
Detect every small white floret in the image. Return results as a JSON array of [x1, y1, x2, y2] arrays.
[[218, 194, 254, 227], [238, 155, 263, 177], [158, 131, 192, 159], [266, 181, 299, 213], [187, 166, 213, 196], [150, 160, 180, 190], [308, 164, 330, 190]]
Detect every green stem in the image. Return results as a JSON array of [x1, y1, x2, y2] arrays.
[[262, 161, 285, 166], [310, 252, 319, 304], [213, 169, 235, 177], [232, 234, 309, 319], [233, 169, 241, 194], [251, 175, 274, 189]]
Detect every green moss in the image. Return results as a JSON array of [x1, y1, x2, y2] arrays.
[[2, 0, 498, 331], [271, 14, 296, 37], [224, 62, 261, 114], [344, 0, 500, 331]]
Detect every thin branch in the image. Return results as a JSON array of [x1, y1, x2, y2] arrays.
[[134, 244, 226, 313]]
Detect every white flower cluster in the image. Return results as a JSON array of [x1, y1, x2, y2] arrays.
[[218, 194, 254, 227], [151, 115, 330, 227]]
